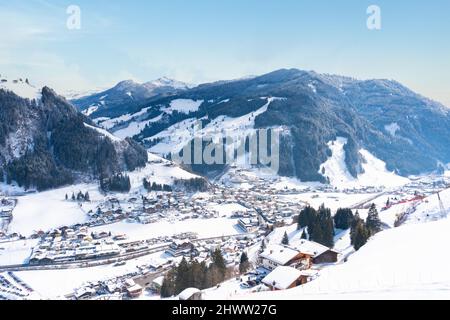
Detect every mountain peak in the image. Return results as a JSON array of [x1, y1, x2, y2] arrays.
[[144, 77, 193, 90], [114, 79, 140, 90]]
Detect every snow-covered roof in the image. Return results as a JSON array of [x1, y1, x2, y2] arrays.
[[294, 239, 338, 258], [127, 284, 143, 292], [262, 266, 302, 290], [259, 245, 300, 265], [152, 276, 164, 287], [179, 287, 201, 300]]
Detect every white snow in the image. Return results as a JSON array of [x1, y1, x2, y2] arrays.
[[84, 123, 122, 142], [262, 266, 302, 290], [308, 83, 317, 93], [406, 187, 450, 224], [146, 77, 194, 90], [8, 184, 102, 237], [82, 105, 98, 116], [164, 99, 204, 114], [0, 78, 41, 100], [149, 97, 281, 157], [99, 107, 151, 130], [0, 182, 26, 196], [385, 122, 400, 137], [0, 239, 39, 265], [113, 114, 163, 139], [127, 152, 198, 189], [89, 218, 243, 243], [319, 137, 409, 189], [249, 217, 450, 300]]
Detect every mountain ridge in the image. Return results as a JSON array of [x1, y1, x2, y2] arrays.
[[0, 84, 148, 191], [88, 68, 450, 182]]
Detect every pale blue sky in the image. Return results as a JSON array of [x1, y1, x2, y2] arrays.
[[1, 0, 449, 105]]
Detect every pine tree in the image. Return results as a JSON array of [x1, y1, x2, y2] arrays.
[[301, 229, 308, 240], [84, 191, 90, 202], [259, 239, 266, 253], [281, 231, 289, 245], [71, 193, 75, 201], [334, 208, 354, 230], [239, 252, 250, 274], [298, 206, 317, 229], [366, 203, 382, 235], [311, 204, 334, 247], [175, 258, 190, 294], [160, 269, 177, 298], [350, 211, 371, 251], [211, 248, 226, 282], [65, 193, 68, 201], [351, 220, 370, 251]]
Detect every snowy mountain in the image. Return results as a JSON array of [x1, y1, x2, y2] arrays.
[[71, 78, 194, 119], [82, 69, 450, 185], [0, 82, 148, 191]]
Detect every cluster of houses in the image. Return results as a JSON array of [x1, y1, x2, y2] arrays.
[[71, 273, 147, 300], [165, 234, 260, 268], [128, 192, 219, 224], [29, 226, 122, 264], [257, 239, 339, 291]]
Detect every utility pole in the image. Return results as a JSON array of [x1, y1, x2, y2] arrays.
[[437, 192, 446, 219]]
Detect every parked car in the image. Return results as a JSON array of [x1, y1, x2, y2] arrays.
[[240, 282, 251, 289]]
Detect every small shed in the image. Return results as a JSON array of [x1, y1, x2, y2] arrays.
[[151, 276, 165, 293]]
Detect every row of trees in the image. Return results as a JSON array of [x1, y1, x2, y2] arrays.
[[161, 249, 228, 298], [143, 178, 172, 192], [65, 191, 90, 202], [100, 173, 131, 193], [297, 204, 383, 251]]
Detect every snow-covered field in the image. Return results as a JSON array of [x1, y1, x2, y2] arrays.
[[128, 152, 199, 189], [8, 184, 102, 237], [113, 114, 163, 139], [164, 99, 203, 114], [319, 137, 410, 189], [84, 123, 122, 142], [0, 78, 41, 100], [90, 217, 243, 242], [0, 239, 39, 265], [407, 187, 450, 224]]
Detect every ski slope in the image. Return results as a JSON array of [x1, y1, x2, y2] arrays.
[[319, 138, 410, 189]]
